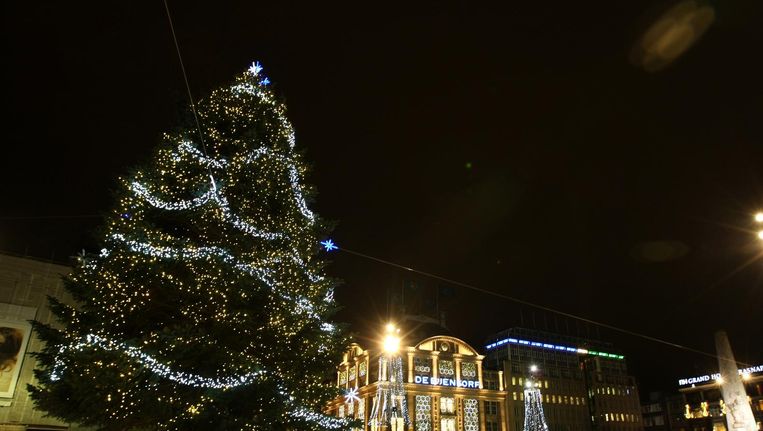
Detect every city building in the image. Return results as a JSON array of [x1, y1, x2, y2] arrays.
[[484, 327, 644, 431], [0, 252, 74, 431], [641, 392, 687, 431], [676, 362, 763, 431], [329, 333, 507, 431]]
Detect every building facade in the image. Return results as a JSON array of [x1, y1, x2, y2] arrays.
[[676, 363, 763, 431], [0, 252, 75, 431], [641, 392, 687, 431], [329, 335, 507, 431], [484, 327, 644, 431]]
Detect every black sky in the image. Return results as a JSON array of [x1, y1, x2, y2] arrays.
[[3, 1, 762, 395]]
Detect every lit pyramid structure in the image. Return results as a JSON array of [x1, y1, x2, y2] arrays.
[[523, 365, 550, 431], [368, 324, 410, 431]]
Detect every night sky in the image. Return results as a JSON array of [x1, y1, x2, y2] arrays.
[[3, 1, 762, 395]]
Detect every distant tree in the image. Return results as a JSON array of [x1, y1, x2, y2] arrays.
[[29, 63, 349, 431]]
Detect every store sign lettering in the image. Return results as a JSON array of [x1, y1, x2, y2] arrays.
[[678, 364, 763, 386], [414, 375, 480, 389]]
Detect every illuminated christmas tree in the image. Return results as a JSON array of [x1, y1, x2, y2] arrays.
[[29, 63, 349, 430], [523, 367, 550, 431]]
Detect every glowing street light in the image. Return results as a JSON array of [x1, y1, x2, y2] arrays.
[[716, 376, 724, 384], [530, 365, 538, 373], [755, 213, 763, 240], [383, 323, 400, 353]]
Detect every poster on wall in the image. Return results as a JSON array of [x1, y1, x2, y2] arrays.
[[0, 317, 32, 398]]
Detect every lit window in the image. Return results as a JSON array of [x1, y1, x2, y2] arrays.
[[439, 360, 455, 377], [464, 399, 479, 431], [440, 397, 455, 414], [415, 395, 431, 431]]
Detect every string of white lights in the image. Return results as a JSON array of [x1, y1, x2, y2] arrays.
[[108, 233, 276, 284], [50, 333, 266, 389], [242, 147, 315, 222], [131, 181, 217, 211], [231, 76, 296, 150], [174, 141, 229, 169], [278, 385, 350, 430], [132, 144, 314, 234], [50, 333, 346, 427], [106, 233, 337, 325]]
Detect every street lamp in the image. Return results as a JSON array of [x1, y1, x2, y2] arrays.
[[383, 323, 400, 353], [756, 212, 763, 239]]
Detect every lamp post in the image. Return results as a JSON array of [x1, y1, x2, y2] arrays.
[[755, 212, 763, 240]]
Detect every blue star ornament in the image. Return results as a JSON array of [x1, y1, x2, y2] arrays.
[[260, 77, 270, 86], [320, 239, 338, 252]]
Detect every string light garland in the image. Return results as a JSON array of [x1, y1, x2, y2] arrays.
[[50, 333, 266, 389], [30, 62, 349, 430]]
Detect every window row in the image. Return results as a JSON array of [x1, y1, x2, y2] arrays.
[[604, 412, 639, 422], [511, 392, 586, 406]]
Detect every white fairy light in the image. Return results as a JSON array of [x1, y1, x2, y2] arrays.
[[131, 181, 217, 211], [51, 334, 265, 389]]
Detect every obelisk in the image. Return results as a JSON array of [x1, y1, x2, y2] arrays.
[[715, 331, 756, 431]]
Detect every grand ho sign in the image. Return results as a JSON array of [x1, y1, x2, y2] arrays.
[[414, 375, 481, 389], [678, 364, 763, 387]]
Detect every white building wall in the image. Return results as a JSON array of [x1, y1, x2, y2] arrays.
[[0, 252, 79, 430]]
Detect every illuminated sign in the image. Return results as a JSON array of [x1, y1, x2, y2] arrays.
[[678, 364, 763, 387], [413, 375, 480, 389], [485, 337, 625, 360]]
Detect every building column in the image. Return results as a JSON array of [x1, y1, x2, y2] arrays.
[[480, 400, 487, 431], [432, 354, 439, 381], [477, 359, 484, 389], [432, 394, 440, 431], [455, 357, 462, 385], [501, 399, 509, 431], [408, 393, 416, 431], [408, 352, 415, 383]]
